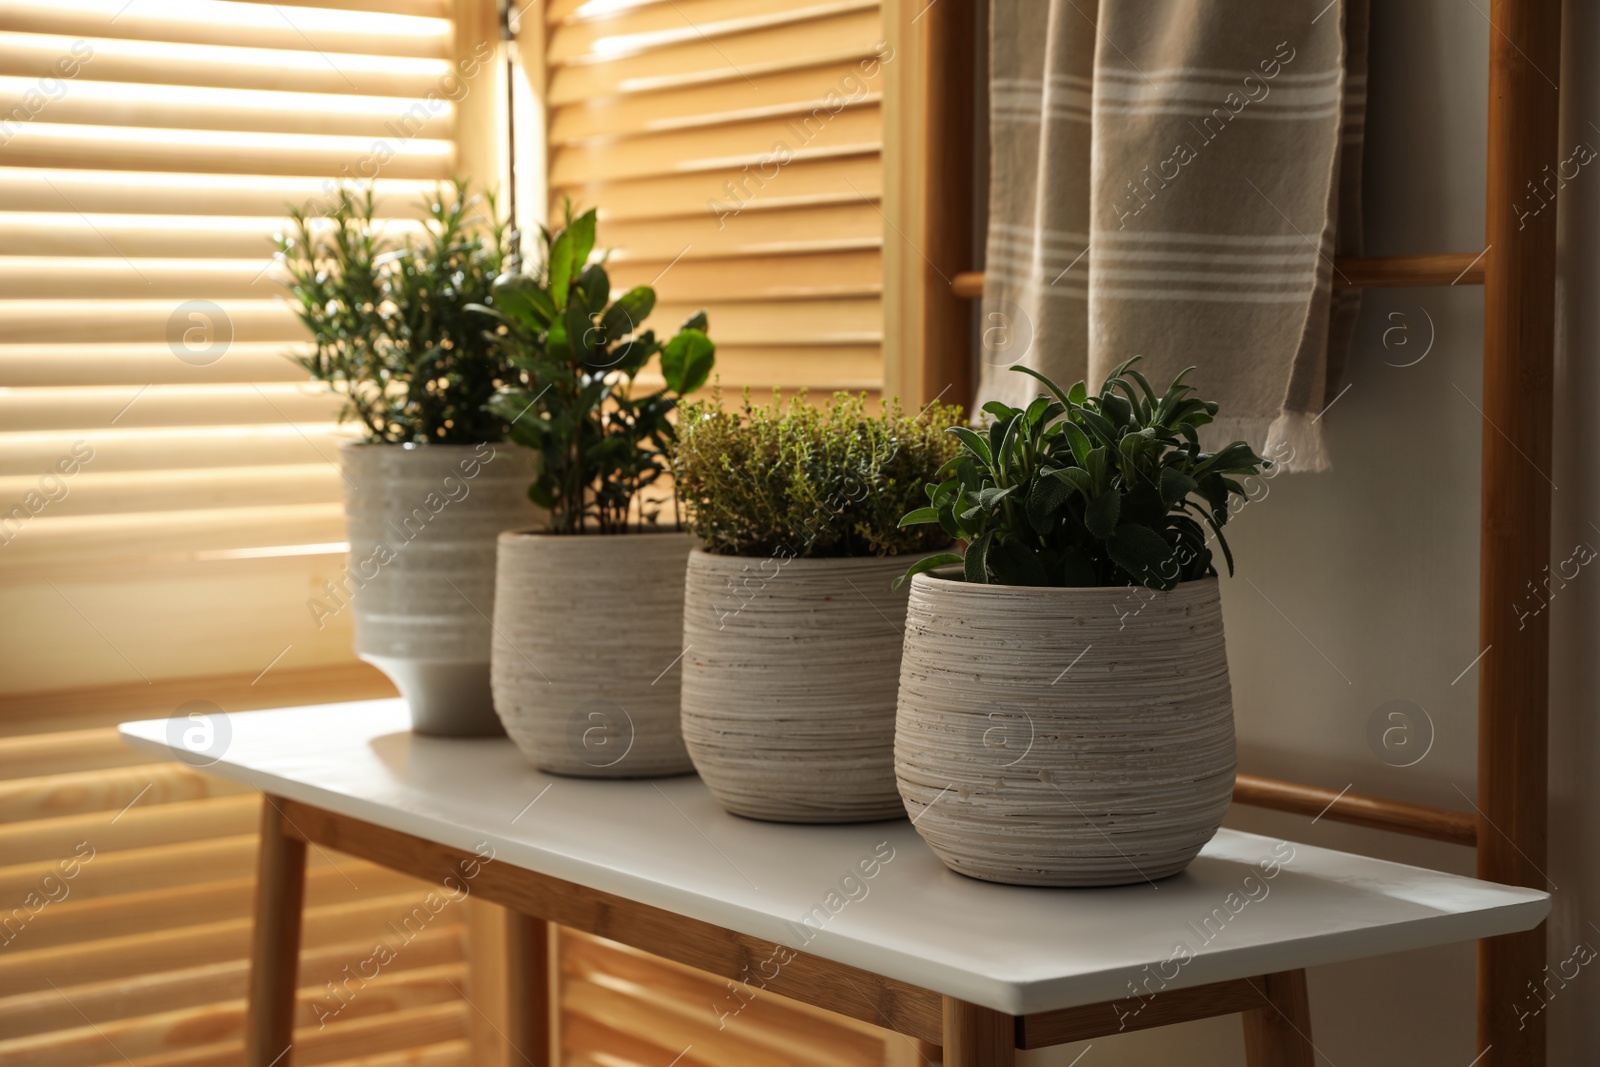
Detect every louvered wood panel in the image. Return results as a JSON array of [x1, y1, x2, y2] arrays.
[[538, 0, 888, 399], [556, 930, 924, 1067], [0, 719, 474, 1067], [0, 0, 485, 692]]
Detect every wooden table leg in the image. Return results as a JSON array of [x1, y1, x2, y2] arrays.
[[1242, 970, 1315, 1067], [942, 996, 1015, 1067], [506, 912, 552, 1066], [246, 796, 307, 1067]]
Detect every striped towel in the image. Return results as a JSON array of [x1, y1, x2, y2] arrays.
[[980, 0, 1368, 472]]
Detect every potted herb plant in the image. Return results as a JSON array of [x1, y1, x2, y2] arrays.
[[477, 207, 714, 778], [278, 180, 538, 737], [894, 360, 1269, 886], [671, 390, 961, 822]]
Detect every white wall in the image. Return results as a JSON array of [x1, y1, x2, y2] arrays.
[[1549, 0, 1600, 1059], [1020, 0, 1600, 1062]]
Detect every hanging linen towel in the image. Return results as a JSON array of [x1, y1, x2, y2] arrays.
[[980, 0, 1368, 472]]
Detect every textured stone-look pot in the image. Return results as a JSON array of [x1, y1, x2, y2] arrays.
[[492, 529, 696, 777], [896, 575, 1235, 887], [682, 550, 925, 823], [339, 442, 539, 737]]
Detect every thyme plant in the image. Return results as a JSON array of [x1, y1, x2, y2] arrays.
[[673, 390, 963, 557]]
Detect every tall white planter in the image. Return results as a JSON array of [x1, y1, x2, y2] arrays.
[[896, 574, 1235, 886], [681, 551, 919, 822], [339, 442, 540, 736], [492, 529, 696, 777]]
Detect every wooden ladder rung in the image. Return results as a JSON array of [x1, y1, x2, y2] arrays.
[[950, 252, 1487, 300], [1334, 252, 1487, 288], [1232, 773, 1478, 847]]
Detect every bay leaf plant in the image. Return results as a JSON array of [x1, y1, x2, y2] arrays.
[[673, 389, 963, 558], [277, 179, 515, 443], [474, 206, 715, 534], [897, 359, 1269, 589]]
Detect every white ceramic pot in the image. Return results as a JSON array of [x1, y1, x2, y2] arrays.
[[681, 550, 924, 823], [491, 529, 696, 777], [895, 574, 1235, 886], [339, 442, 540, 736]]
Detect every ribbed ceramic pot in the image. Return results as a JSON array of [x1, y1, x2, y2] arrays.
[[681, 550, 929, 823], [339, 442, 540, 737], [895, 574, 1235, 887], [492, 529, 696, 777]]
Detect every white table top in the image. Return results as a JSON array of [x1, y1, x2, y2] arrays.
[[121, 700, 1548, 1016]]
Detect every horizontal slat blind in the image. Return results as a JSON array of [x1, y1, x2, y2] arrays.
[[558, 930, 923, 1067], [0, 726, 473, 1067], [539, 0, 887, 395], [0, 0, 480, 693]]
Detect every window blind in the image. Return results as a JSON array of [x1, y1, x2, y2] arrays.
[[535, 0, 888, 397], [0, 722, 474, 1067], [0, 0, 473, 694], [2, 4, 928, 1067]]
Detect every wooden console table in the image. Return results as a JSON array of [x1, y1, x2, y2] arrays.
[[121, 701, 1548, 1066]]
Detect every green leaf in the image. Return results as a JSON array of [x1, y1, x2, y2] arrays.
[[490, 274, 554, 330], [1125, 367, 1159, 409], [989, 413, 1016, 466], [1062, 422, 1093, 467], [565, 209, 597, 280], [576, 263, 609, 317], [1023, 394, 1052, 429], [1195, 440, 1264, 476], [1101, 356, 1140, 391], [660, 328, 716, 394], [1108, 523, 1175, 588], [891, 552, 964, 591], [546, 313, 571, 358], [1025, 474, 1070, 534], [1009, 365, 1074, 409], [948, 426, 993, 465], [1102, 393, 1132, 428], [1050, 466, 1095, 500], [527, 481, 555, 509], [975, 485, 1015, 509], [1213, 524, 1237, 576], [1085, 447, 1109, 489], [899, 506, 940, 527], [607, 336, 656, 376], [547, 227, 576, 311], [981, 400, 1015, 422], [1193, 503, 1237, 576], [990, 537, 1048, 586], [1120, 484, 1166, 527], [566, 302, 596, 362], [601, 286, 655, 340], [1078, 408, 1118, 445], [1118, 431, 1147, 473], [1084, 489, 1121, 538], [681, 309, 709, 333], [1159, 466, 1198, 506], [964, 531, 993, 584]]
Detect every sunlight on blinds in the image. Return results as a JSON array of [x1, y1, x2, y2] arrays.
[[536, 0, 887, 395], [0, 0, 480, 692]]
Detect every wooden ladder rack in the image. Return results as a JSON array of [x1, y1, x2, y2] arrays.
[[950, 252, 1488, 298], [921, 0, 1559, 1061]]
